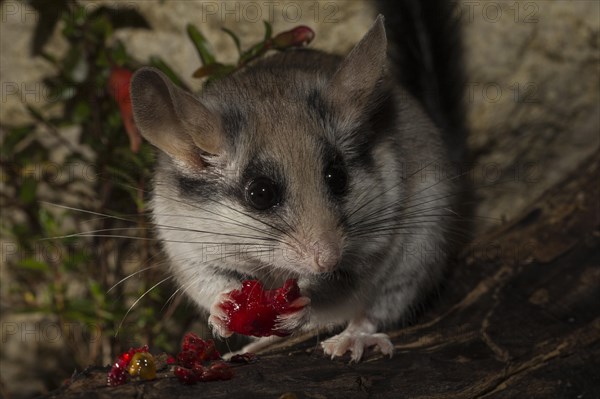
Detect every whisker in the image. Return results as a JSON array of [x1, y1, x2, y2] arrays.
[[40, 201, 137, 223], [45, 233, 280, 246], [153, 191, 286, 241], [42, 201, 286, 244], [345, 160, 438, 221], [108, 265, 160, 293], [115, 275, 172, 337]]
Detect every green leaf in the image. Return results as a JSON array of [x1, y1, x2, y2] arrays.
[[16, 305, 53, 315], [89, 16, 113, 44], [1, 125, 35, 156], [39, 208, 57, 233], [192, 63, 235, 79], [186, 24, 215, 66], [95, 309, 115, 322], [63, 304, 98, 324], [110, 41, 129, 66], [62, 44, 85, 83], [221, 28, 241, 54], [90, 6, 151, 31], [19, 178, 37, 205], [62, 249, 90, 271], [89, 280, 105, 301], [25, 105, 45, 122], [72, 5, 88, 27], [239, 42, 268, 65], [106, 108, 125, 131], [39, 51, 58, 65], [18, 258, 49, 272], [263, 20, 273, 41], [96, 48, 110, 69], [73, 101, 91, 124]]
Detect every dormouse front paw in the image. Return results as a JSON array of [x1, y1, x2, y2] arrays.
[[208, 291, 234, 338], [273, 295, 311, 334], [209, 279, 309, 338]]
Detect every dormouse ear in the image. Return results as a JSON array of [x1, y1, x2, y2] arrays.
[[325, 15, 387, 121], [130, 67, 224, 167]]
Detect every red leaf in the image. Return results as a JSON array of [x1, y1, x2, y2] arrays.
[[108, 67, 142, 153]]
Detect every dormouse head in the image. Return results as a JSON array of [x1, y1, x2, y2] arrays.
[[130, 16, 391, 277]]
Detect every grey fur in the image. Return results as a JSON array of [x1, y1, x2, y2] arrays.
[[130, 16, 456, 357]]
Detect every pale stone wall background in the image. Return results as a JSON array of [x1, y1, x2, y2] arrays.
[[462, 1, 599, 225], [2, 0, 598, 225], [1, 1, 598, 397]]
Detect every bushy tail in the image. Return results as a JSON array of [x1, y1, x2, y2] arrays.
[[377, 0, 466, 161]]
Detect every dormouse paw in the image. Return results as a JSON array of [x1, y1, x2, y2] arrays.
[[208, 292, 234, 339], [273, 296, 311, 334], [321, 331, 393, 362]]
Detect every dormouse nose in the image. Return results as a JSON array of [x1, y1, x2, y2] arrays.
[[312, 231, 342, 273]]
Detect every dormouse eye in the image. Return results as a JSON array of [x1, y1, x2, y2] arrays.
[[246, 177, 280, 210], [325, 162, 348, 196]]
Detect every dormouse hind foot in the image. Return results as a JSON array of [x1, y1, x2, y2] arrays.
[[321, 318, 393, 362]]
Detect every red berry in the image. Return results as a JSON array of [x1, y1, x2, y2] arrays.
[[222, 279, 303, 337], [177, 350, 198, 369], [198, 362, 233, 382], [191, 362, 205, 377], [200, 340, 221, 362], [172, 333, 227, 385], [174, 366, 198, 385], [179, 333, 221, 362]]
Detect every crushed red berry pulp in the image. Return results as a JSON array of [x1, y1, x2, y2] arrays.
[[221, 279, 303, 337], [107, 333, 235, 386], [172, 332, 233, 385]]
